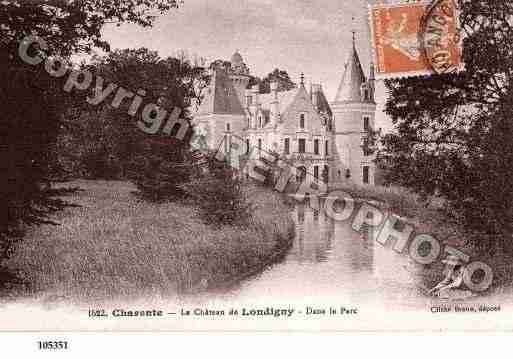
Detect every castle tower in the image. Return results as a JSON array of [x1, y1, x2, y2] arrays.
[[228, 51, 251, 107], [330, 34, 377, 185], [194, 66, 247, 151]]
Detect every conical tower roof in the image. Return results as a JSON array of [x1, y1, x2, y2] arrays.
[[196, 68, 245, 116], [231, 50, 243, 65], [334, 39, 366, 103]]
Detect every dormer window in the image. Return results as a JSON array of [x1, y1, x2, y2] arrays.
[[299, 114, 305, 129]]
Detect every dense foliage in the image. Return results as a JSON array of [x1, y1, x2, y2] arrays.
[[58, 48, 208, 184], [378, 0, 513, 251], [259, 68, 296, 94], [1, 0, 181, 265], [182, 154, 252, 226]]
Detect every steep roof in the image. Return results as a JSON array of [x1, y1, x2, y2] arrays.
[[311, 85, 332, 117], [334, 43, 367, 103], [196, 68, 245, 116], [280, 85, 316, 119], [259, 88, 298, 113]]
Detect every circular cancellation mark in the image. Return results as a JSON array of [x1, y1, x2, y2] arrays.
[[419, 0, 463, 75]]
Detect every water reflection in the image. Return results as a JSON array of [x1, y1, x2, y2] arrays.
[[225, 200, 425, 308], [291, 202, 374, 274], [291, 204, 333, 263]]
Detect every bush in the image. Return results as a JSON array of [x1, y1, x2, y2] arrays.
[[182, 155, 252, 226], [129, 137, 192, 202]]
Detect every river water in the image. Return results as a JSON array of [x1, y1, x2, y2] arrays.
[[199, 201, 432, 312], [3, 200, 507, 331]]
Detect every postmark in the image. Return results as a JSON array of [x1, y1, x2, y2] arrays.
[[420, 0, 463, 74], [369, 0, 463, 79]]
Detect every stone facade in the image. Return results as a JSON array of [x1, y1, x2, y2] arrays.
[[194, 43, 376, 186]]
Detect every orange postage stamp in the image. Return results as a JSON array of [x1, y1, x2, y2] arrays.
[[369, 0, 463, 79]]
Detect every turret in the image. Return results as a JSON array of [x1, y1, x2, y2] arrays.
[[330, 31, 377, 185]]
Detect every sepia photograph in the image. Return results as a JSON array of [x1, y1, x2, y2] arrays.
[[1, 0, 512, 337]]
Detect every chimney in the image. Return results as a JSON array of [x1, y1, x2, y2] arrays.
[[311, 83, 322, 111], [369, 62, 376, 100], [245, 88, 253, 107], [370, 62, 376, 82], [250, 85, 259, 129], [270, 80, 278, 98], [270, 81, 279, 126]]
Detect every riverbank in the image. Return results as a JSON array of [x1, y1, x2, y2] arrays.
[[4, 180, 294, 303], [330, 183, 510, 296]]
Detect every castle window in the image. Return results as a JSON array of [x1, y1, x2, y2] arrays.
[[299, 114, 305, 129], [246, 139, 250, 154], [363, 137, 372, 156], [323, 165, 329, 183], [314, 166, 319, 180], [226, 123, 231, 132], [298, 139, 306, 153], [258, 138, 262, 153], [259, 116, 262, 128], [284, 138, 290, 154], [363, 166, 370, 184], [363, 116, 370, 132], [362, 84, 370, 101], [314, 139, 319, 155], [325, 140, 329, 156]]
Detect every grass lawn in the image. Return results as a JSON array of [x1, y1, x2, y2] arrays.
[[5, 180, 294, 303]]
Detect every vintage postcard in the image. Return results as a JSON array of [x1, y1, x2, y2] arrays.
[[1, 0, 512, 339]]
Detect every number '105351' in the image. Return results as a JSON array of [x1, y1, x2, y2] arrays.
[[38, 341, 68, 350]]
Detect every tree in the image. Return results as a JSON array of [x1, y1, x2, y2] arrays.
[[209, 59, 232, 72], [59, 48, 208, 181], [259, 68, 296, 94], [1, 1, 181, 265], [378, 0, 513, 252]]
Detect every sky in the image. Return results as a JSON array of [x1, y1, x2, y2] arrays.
[[101, 0, 391, 130]]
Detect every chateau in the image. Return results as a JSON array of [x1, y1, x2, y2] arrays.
[[194, 37, 377, 186]]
